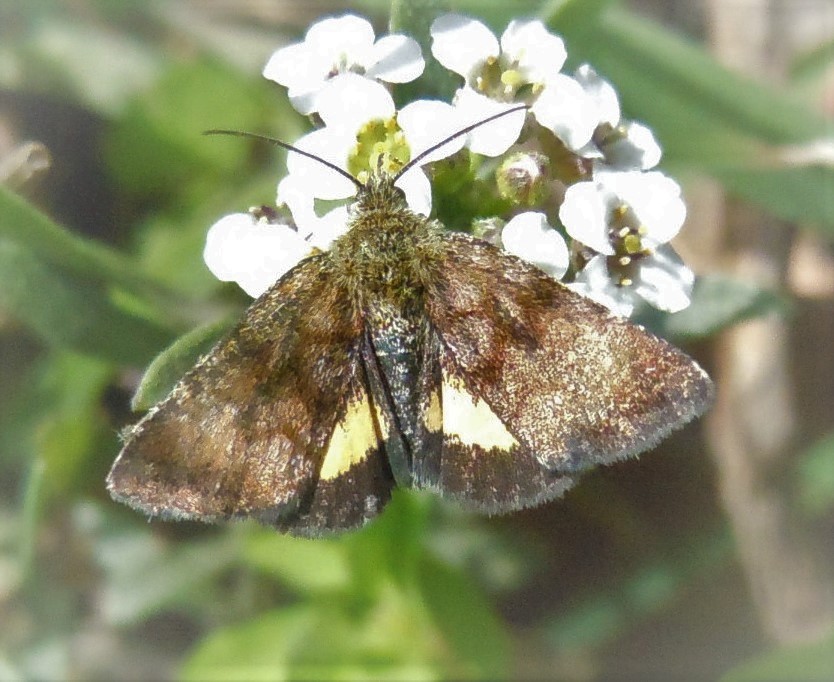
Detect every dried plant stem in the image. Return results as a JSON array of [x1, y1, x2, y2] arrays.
[[705, 0, 834, 644]]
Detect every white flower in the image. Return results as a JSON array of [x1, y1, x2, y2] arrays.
[[560, 166, 691, 315], [529, 75, 596, 151], [501, 212, 568, 279], [568, 256, 637, 317], [573, 64, 661, 170], [263, 14, 424, 115], [281, 77, 464, 218], [559, 168, 686, 255], [203, 212, 312, 298], [573, 64, 620, 129], [431, 14, 566, 89], [452, 88, 526, 157], [430, 14, 595, 155], [570, 246, 694, 316]]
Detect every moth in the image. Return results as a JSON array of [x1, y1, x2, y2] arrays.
[[107, 112, 713, 536]]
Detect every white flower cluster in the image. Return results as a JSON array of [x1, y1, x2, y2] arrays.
[[203, 13, 694, 316]]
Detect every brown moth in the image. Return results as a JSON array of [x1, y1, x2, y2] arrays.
[[107, 112, 713, 536]]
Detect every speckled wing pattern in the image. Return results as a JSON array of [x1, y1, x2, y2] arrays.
[[424, 232, 714, 479], [107, 255, 395, 536]]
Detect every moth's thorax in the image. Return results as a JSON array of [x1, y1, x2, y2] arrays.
[[329, 174, 444, 309]]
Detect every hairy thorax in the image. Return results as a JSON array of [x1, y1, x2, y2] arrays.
[[329, 176, 446, 311]]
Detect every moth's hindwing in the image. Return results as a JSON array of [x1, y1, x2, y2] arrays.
[[425, 233, 714, 475], [107, 255, 395, 536], [362, 301, 574, 513], [426, 329, 576, 512]]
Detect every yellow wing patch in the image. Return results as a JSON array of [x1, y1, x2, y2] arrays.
[[425, 388, 443, 433], [320, 394, 383, 481], [441, 374, 518, 450]]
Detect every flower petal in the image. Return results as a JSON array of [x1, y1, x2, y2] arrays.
[[430, 13, 498, 80], [398, 99, 465, 164], [395, 166, 432, 216], [570, 255, 637, 317], [574, 64, 620, 127], [277, 176, 317, 234], [559, 181, 615, 255], [308, 205, 350, 250], [285, 128, 357, 201], [262, 41, 315, 90], [305, 14, 376, 62], [501, 211, 569, 279], [454, 88, 525, 157], [365, 34, 425, 83], [203, 213, 256, 282], [203, 213, 311, 298], [531, 74, 596, 150], [500, 20, 566, 83], [604, 121, 662, 170], [316, 74, 395, 129], [608, 170, 685, 243], [633, 245, 694, 312]]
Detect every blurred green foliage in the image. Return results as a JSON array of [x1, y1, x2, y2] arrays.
[[1, 0, 833, 680]]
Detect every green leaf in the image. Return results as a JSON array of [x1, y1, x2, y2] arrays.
[[131, 318, 233, 411], [345, 489, 433, 596], [790, 36, 834, 83], [0, 239, 176, 364], [389, 0, 457, 105], [0, 185, 176, 304], [722, 634, 834, 682], [417, 554, 510, 679], [554, 7, 834, 228], [181, 607, 319, 682], [796, 432, 834, 516], [107, 60, 300, 196], [243, 530, 351, 593], [640, 274, 788, 340], [182, 605, 439, 682], [32, 352, 116, 499]]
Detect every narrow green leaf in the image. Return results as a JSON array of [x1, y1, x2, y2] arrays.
[[0, 239, 176, 364], [346, 489, 433, 595], [0, 185, 178, 304], [18, 458, 46, 584], [33, 352, 116, 498], [553, 7, 834, 227], [790, 36, 834, 82], [417, 554, 510, 678], [131, 318, 232, 411], [106, 60, 298, 196]]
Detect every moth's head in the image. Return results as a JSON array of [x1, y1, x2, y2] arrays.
[[204, 104, 528, 218], [353, 171, 409, 213]]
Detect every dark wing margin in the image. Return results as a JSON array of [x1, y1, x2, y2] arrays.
[[107, 255, 395, 536], [424, 232, 714, 475]]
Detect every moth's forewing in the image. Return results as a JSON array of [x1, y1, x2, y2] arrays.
[[425, 233, 714, 475], [107, 255, 395, 535]]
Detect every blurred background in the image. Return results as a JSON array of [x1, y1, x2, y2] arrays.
[[1, 0, 833, 679]]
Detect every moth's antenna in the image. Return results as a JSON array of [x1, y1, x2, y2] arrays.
[[393, 104, 529, 182], [203, 129, 364, 191]]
